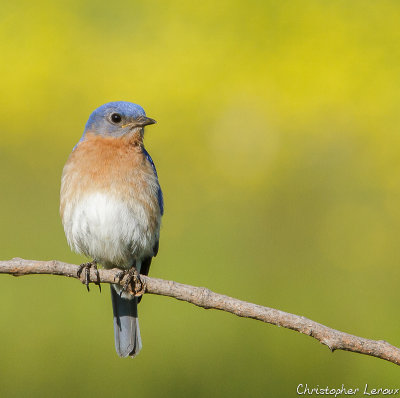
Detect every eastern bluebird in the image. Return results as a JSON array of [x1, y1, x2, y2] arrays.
[[60, 101, 163, 358]]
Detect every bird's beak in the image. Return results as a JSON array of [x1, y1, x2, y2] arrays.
[[136, 116, 157, 127]]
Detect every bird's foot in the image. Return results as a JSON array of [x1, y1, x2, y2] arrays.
[[115, 266, 145, 297], [77, 260, 101, 292]]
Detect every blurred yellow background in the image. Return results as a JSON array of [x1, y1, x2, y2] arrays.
[[1, 0, 400, 396]]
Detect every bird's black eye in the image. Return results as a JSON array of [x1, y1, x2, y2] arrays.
[[111, 113, 122, 123]]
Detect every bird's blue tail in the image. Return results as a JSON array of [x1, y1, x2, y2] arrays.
[[110, 285, 142, 358]]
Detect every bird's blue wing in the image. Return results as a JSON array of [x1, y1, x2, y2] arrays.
[[143, 148, 164, 215]]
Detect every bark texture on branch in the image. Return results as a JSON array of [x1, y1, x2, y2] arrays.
[[0, 257, 399, 366]]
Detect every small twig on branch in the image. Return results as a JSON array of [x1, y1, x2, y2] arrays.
[[0, 257, 399, 366]]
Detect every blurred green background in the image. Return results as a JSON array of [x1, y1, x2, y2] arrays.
[[1, 0, 400, 396]]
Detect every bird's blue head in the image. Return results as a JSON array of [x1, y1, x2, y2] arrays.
[[83, 101, 156, 138]]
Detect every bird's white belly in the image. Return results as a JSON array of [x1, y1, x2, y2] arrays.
[[63, 192, 157, 268]]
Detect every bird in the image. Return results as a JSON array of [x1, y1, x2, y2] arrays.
[[60, 101, 163, 358]]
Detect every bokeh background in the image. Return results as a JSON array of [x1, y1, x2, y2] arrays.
[[1, 0, 400, 396]]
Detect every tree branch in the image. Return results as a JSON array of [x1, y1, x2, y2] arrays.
[[0, 257, 399, 366]]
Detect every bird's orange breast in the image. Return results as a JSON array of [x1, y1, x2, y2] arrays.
[[60, 132, 161, 235]]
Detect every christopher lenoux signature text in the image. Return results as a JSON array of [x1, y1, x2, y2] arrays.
[[297, 384, 400, 396]]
